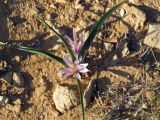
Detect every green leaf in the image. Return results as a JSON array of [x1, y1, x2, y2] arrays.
[[0, 42, 67, 66], [37, 17, 76, 62], [79, 0, 128, 61]]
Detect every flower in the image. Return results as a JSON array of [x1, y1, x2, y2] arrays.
[[67, 29, 87, 58], [60, 55, 89, 80]]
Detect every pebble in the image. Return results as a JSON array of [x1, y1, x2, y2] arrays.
[[53, 85, 79, 113], [12, 72, 24, 88], [3, 72, 24, 88], [12, 56, 21, 62], [0, 60, 8, 71], [55, 0, 67, 4], [109, 55, 119, 66], [0, 95, 8, 107], [119, 8, 126, 17], [104, 42, 114, 52], [121, 43, 130, 58], [143, 23, 160, 50]]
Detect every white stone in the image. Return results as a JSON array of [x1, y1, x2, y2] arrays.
[[53, 85, 79, 113], [144, 23, 160, 50], [0, 95, 8, 107], [120, 8, 126, 17], [12, 72, 24, 88]]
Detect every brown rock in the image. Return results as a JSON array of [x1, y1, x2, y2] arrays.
[[123, 5, 146, 31]]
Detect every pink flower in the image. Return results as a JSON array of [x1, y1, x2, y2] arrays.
[[67, 29, 87, 58], [60, 55, 89, 80]]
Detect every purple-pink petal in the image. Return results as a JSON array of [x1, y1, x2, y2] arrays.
[[60, 68, 71, 75], [60, 68, 73, 78], [79, 68, 89, 73], [75, 73, 81, 80], [79, 63, 88, 68], [63, 55, 73, 67], [73, 29, 78, 42], [78, 63, 89, 73]]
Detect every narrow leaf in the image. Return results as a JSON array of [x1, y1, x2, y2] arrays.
[[0, 42, 67, 66], [79, 0, 128, 61], [37, 17, 76, 62]]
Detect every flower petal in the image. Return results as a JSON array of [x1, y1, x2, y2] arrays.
[[60, 68, 73, 78], [66, 36, 76, 48], [79, 67, 90, 73], [73, 28, 78, 42], [79, 63, 88, 68], [78, 63, 89, 73], [75, 73, 81, 80], [60, 68, 71, 75], [76, 42, 83, 53], [63, 55, 73, 67]]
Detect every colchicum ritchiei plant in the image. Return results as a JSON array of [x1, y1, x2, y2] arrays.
[[0, 1, 128, 120]]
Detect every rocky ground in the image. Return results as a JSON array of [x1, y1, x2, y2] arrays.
[[0, 0, 160, 120]]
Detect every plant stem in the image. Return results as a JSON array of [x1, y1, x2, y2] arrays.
[[76, 78, 85, 120]]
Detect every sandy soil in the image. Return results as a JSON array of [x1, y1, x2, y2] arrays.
[[0, 0, 160, 120]]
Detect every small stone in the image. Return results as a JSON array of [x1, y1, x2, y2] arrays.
[[104, 42, 114, 52], [14, 56, 21, 62], [55, 0, 67, 4], [46, 13, 51, 20], [122, 43, 130, 58], [3, 72, 24, 88], [50, 4, 55, 9], [52, 45, 61, 50], [143, 23, 160, 50], [120, 8, 126, 17], [0, 60, 8, 71], [109, 55, 119, 66], [12, 72, 24, 88], [123, 5, 146, 31], [53, 85, 79, 113], [0, 95, 8, 107]]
